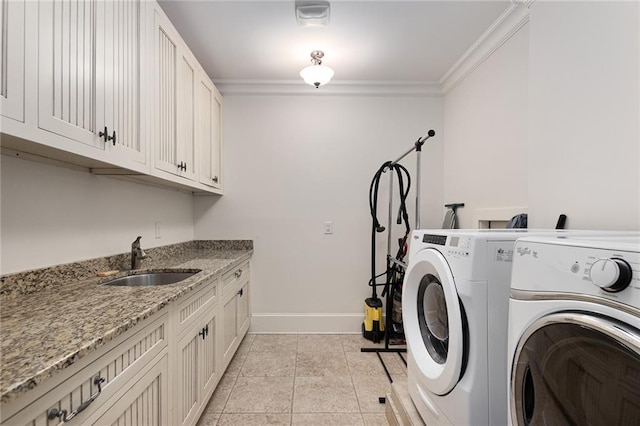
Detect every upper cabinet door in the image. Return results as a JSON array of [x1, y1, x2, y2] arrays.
[[37, 0, 145, 164], [153, 9, 179, 175], [177, 50, 198, 181], [99, 0, 145, 164], [0, 0, 25, 122], [38, 0, 102, 148], [153, 6, 199, 181], [198, 74, 223, 191]]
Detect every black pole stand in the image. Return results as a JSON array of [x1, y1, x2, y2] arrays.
[[361, 130, 436, 401]]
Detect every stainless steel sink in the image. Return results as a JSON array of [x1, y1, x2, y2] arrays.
[[103, 270, 201, 287]]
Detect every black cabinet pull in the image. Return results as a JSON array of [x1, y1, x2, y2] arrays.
[[178, 162, 187, 172], [205, 324, 209, 336], [98, 126, 109, 143], [238, 288, 244, 297], [199, 327, 206, 339], [107, 130, 116, 146], [48, 376, 105, 423]]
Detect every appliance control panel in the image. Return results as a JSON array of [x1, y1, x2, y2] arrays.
[[511, 237, 640, 309], [422, 234, 472, 258]]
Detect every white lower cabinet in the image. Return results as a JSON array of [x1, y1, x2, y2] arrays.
[[221, 263, 250, 370], [1, 313, 169, 425], [0, 261, 250, 426], [84, 352, 169, 426], [175, 311, 218, 426], [173, 277, 220, 426], [174, 262, 250, 426]]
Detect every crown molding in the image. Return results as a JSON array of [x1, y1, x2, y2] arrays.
[[213, 79, 443, 97], [439, 0, 533, 94], [213, 0, 536, 97]]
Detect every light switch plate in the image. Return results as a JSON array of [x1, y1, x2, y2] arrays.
[[324, 221, 333, 235]]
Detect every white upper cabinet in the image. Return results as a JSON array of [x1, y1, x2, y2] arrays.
[[153, 5, 199, 182], [99, 0, 145, 164], [177, 50, 198, 181], [0, 0, 25, 122], [37, 0, 145, 165], [154, 12, 178, 175], [198, 73, 223, 190], [1, 0, 223, 194], [38, 0, 99, 148]]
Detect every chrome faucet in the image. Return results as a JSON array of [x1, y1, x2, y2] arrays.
[[131, 236, 148, 269]]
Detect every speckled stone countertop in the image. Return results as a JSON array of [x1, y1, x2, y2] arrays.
[[0, 240, 252, 403]]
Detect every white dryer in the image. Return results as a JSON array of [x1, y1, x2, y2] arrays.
[[508, 236, 640, 425], [403, 229, 537, 426]]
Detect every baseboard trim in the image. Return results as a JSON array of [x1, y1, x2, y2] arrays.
[[249, 313, 367, 334]]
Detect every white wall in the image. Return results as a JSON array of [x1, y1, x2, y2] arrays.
[[194, 94, 444, 332], [1, 155, 194, 274], [528, 1, 639, 230], [443, 1, 639, 231], [443, 24, 530, 229]]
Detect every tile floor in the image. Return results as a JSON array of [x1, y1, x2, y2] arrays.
[[196, 334, 407, 425]]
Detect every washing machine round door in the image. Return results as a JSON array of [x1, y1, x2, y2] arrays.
[[403, 248, 465, 395], [511, 312, 640, 425]]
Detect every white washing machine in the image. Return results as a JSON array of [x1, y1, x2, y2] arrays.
[[508, 236, 640, 425], [403, 229, 545, 426]]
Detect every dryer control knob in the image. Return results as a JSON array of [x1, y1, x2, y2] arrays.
[[589, 258, 633, 292]]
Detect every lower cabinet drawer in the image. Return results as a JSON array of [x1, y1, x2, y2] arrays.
[[174, 276, 218, 336], [221, 261, 249, 295], [3, 313, 168, 426]]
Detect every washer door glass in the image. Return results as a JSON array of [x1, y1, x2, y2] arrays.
[[418, 274, 449, 364], [511, 313, 640, 426], [403, 248, 465, 395]]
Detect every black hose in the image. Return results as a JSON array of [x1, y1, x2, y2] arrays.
[[368, 161, 412, 300], [369, 162, 391, 299]]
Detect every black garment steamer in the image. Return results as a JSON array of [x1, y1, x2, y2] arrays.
[[364, 160, 411, 343], [362, 129, 436, 398]]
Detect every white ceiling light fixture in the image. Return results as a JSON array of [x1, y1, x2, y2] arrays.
[[295, 1, 330, 27], [300, 50, 334, 88]]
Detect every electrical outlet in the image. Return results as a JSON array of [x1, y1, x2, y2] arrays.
[[155, 222, 161, 239], [324, 221, 333, 235]]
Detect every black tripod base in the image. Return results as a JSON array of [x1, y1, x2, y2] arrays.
[[359, 346, 408, 402], [361, 347, 406, 353]]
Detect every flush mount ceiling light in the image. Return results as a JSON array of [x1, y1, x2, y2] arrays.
[[300, 50, 334, 88], [295, 1, 330, 27]]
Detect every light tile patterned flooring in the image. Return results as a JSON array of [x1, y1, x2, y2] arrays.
[[196, 334, 407, 425]]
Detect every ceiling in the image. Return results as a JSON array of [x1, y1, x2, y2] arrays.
[[157, 0, 511, 85]]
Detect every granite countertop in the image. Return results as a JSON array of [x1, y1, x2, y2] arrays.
[[0, 241, 252, 403]]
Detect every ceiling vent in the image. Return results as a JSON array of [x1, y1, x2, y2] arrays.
[[295, 1, 330, 27]]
